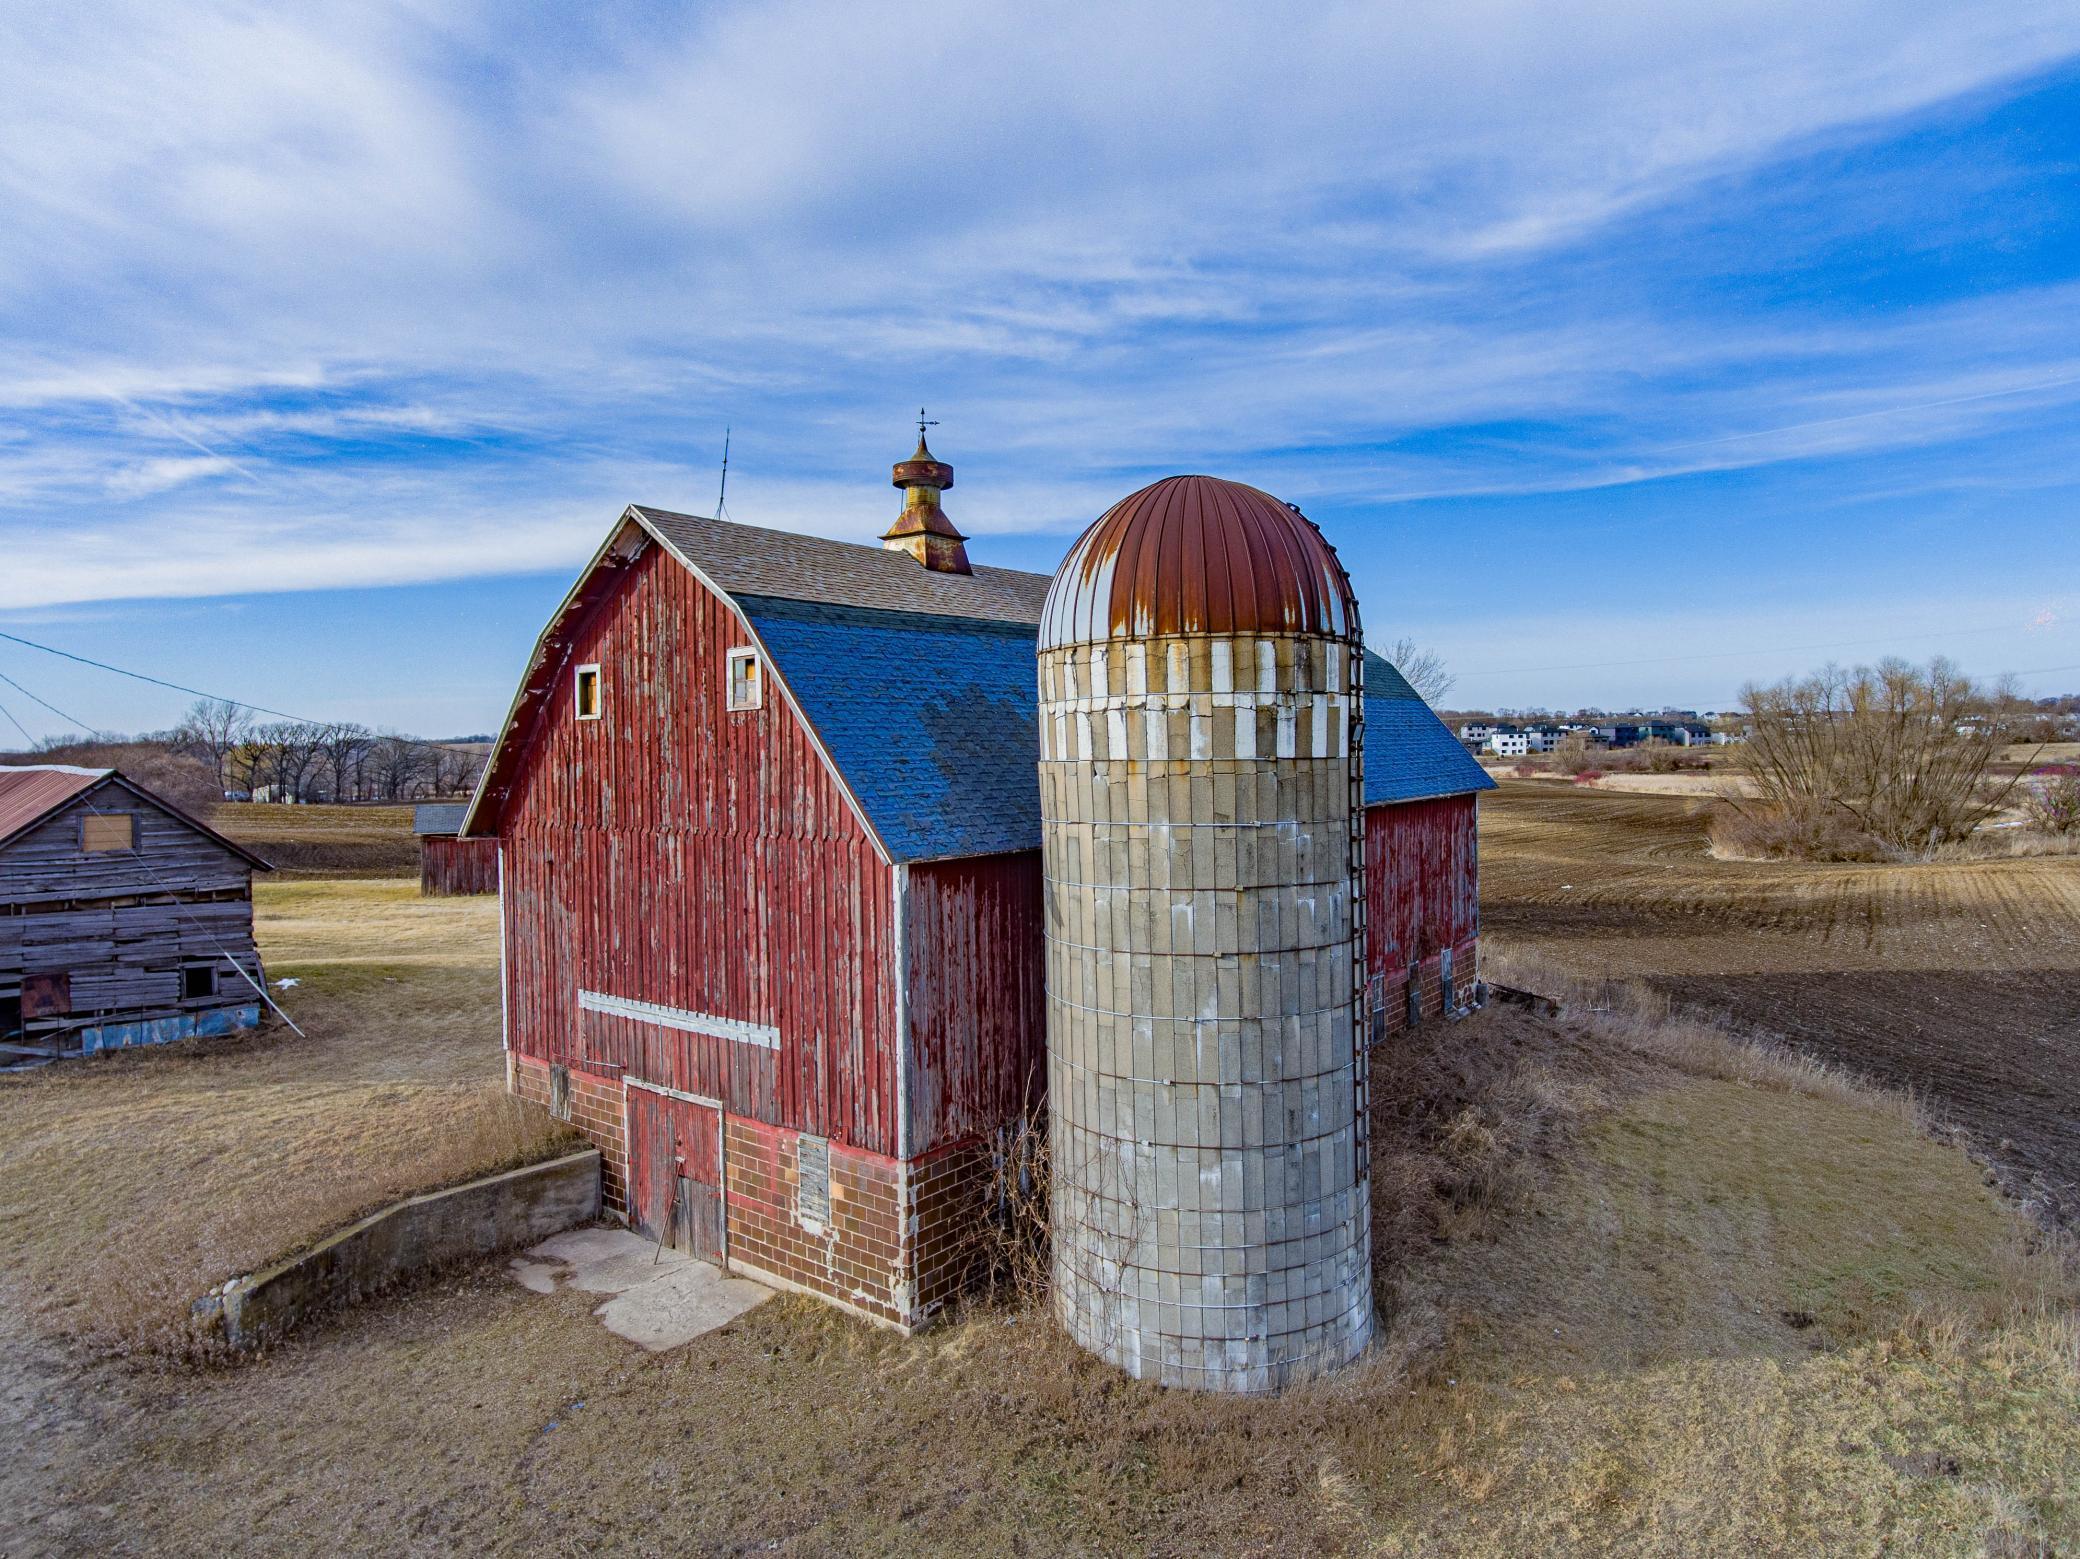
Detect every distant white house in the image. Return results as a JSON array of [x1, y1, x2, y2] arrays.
[[1462, 721, 1518, 742]]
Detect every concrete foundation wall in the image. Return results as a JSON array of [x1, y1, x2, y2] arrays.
[[1040, 632, 1374, 1392], [201, 1148, 601, 1349]]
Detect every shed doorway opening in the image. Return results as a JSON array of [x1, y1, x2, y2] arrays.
[[628, 1084, 726, 1265]]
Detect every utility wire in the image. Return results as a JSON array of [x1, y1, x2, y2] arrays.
[[0, 667, 99, 737], [0, 691, 35, 747], [0, 628, 484, 753], [74, 788, 306, 1038]]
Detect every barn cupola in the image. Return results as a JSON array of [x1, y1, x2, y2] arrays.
[[881, 414, 971, 575]]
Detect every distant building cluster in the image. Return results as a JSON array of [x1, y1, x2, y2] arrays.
[[1456, 712, 1739, 756]]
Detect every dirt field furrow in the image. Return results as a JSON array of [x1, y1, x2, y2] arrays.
[[1480, 781, 2080, 1226]]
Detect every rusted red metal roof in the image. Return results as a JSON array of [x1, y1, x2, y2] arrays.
[[1038, 475, 1356, 649], [0, 764, 107, 847], [0, 763, 273, 867]]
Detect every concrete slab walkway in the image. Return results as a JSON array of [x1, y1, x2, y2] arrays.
[[509, 1228, 771, 1351]]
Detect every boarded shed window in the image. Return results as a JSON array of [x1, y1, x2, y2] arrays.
[[725, 647, 762, 711], [574, 664, 602, 721], [81, 813, 134, 853], [797, 1132, 831, 1231], [22, 972, 70, 1019]]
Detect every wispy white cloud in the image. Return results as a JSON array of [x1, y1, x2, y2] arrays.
[[1, 0, 2077, 659]]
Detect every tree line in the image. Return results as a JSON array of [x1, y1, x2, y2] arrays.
[[174, 699, 484, 803]]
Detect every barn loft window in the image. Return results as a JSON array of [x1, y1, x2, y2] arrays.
[[182, 964, 217, 1000], [726, 647, 763, 711], [81, 813, 134, 853], [574, 664, 603, 721]]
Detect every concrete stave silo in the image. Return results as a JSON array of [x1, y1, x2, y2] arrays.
[[1038, 475, 1373, 1393]]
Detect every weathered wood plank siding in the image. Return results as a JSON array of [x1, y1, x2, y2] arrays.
[[498, 543, 902, 1156], [903, 849, 1046, 1156], [1364, 794, 1479, 979], [420, 835, 498, 895], [0, 781, 263, 1051]]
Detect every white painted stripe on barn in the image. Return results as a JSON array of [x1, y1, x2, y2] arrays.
[[578, 990, 779, 1050]]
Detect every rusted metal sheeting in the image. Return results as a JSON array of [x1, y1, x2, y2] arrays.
[[420, 835, 498, 895], [902, 849, 1046, 1156], [1038, 475, 1354, 649], [1364, 794, 1479, 977], [498, 546, 903, 1157], [0, 765, 105, 846]]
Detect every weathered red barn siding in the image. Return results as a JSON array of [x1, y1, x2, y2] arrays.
[[1365, 794, 1480, 1028], [497, 542, 901, 1159], [902, 848, 1047, 1156], [420, 835, 498, 895]]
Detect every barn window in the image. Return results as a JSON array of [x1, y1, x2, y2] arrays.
[[726, 647, 763, 711], [81, 813, 134, 853], [182, 964, 217, 1000], [574, 664, 602, 721], [797, 1132, 831, 1231]]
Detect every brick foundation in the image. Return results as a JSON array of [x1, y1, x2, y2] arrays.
[[1372, 937, 1480, 1041], [507, 1052, 995, 1332], [509, 1053, 630, 1213]]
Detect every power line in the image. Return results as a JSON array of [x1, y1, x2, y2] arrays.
[[0, 628, 484, 753], [0, 628, 332, 724], [73, 787, 305, 1038], [0, 667, 98, 736], [0, 691, 35, 747]]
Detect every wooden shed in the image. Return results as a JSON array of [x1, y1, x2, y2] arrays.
[[414, 802, 497, 895], [463, 441, 1490, 1332], [0, 765, 272, 1065]]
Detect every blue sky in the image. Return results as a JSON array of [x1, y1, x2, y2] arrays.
[[3, 2, 2078, 736]]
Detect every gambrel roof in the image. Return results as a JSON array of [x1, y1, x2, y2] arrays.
[[464, 507, 1489, 863]]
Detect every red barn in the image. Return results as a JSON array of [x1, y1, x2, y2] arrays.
[[464, 441, 1491, 1331]]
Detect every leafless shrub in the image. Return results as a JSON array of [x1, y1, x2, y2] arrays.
[[1706, 799, 1902, 862], [973, 1112, 1052, 1306], [2020, 765, 2080, 836], [1733, 657, 2035, 858]]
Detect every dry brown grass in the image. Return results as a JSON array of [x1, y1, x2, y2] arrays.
[[0, 878, 572, 1359], [207, 801, 420, 875], [5, 877, 2077, 1555], [11, 973, 2074, 1555]]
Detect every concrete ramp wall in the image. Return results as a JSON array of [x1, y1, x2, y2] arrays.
[[196, 1148, 601, 1349]]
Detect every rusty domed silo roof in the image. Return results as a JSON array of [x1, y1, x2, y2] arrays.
[[1038, 475, 1355, 649]]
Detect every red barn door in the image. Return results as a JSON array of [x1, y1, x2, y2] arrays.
[[628, 1085, 725, 1263]]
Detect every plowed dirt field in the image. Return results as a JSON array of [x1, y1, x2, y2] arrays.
[[1479, 781, 2080, 1224]]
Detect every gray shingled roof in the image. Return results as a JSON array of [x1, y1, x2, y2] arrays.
[[636, 507, 1051, 625], [413, 802, 470, 836]]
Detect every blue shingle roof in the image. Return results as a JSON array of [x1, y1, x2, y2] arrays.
[[739, 597, 1043, 863], [1360, 652, 1496, 805], [745, 597, 1488, 863]]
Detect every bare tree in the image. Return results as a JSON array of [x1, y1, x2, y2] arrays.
[[1734, 656, 2032, 856], [250, 721, 326, 803], [368, 732, 427, 801], [175, 698, 254, 799], [317, 721, 373, 802], [1379, 636, 1454, 704]]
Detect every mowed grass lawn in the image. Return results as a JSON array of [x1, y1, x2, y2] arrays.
[[0, 878, 570, 1357], [3, 881, 2076, 1554]]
